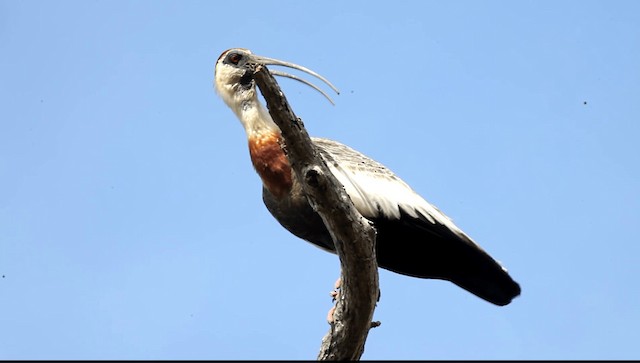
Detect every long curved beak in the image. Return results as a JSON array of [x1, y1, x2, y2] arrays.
[[252, 54, 340, 105]]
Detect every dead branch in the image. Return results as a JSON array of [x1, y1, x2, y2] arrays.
[[253, 65, 380, 361]]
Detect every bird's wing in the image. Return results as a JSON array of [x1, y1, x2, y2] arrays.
[[311, 137, 520, 305], [312, 137, 477, 244]]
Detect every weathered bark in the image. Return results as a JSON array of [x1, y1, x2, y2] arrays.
[[253, 65, 380, 360]]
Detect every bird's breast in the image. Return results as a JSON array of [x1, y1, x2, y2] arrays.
[[248, 133, 293, 198]]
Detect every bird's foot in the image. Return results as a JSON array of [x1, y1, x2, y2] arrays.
[[327, 276, 342, 323]]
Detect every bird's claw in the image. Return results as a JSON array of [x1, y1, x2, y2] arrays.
[[330, 289, 339, 301]]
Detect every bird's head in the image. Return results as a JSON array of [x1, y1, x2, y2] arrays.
[[214, 48, 340, 114]]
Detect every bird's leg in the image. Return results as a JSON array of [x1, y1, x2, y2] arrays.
[[327, 276, 342, 323]]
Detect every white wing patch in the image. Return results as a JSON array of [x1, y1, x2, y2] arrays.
[[312, 137, 469, 238]]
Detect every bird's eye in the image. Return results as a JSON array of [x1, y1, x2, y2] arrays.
[[227, 52, 242, 65]]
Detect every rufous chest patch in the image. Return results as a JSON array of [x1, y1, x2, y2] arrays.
[[248, 134, 293, 198]]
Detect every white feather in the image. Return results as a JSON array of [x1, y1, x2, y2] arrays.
[[312, 137, 475, 242]]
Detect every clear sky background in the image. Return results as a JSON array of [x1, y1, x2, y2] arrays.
[[1, 0, 639, 360]]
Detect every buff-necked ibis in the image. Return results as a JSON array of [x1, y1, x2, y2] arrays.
[[214, 48, 521, 306]]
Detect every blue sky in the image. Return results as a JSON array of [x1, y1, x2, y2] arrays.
[[1, 0, 639, 359]]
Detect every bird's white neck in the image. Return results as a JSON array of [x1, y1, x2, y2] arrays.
[[229, 91, 292, 198], [228, 90, 281, 139]]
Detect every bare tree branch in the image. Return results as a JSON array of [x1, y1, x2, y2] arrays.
[[253, 65, 380, 361]]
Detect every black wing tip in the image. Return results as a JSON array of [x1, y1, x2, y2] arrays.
[[491, 281, 522, 306], [467, 275, 521, 306]]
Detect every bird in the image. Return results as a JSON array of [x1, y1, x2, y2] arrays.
[[214, 48, 521, 306]]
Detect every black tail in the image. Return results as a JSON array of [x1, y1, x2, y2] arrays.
[[372, 211, 521, 306]]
